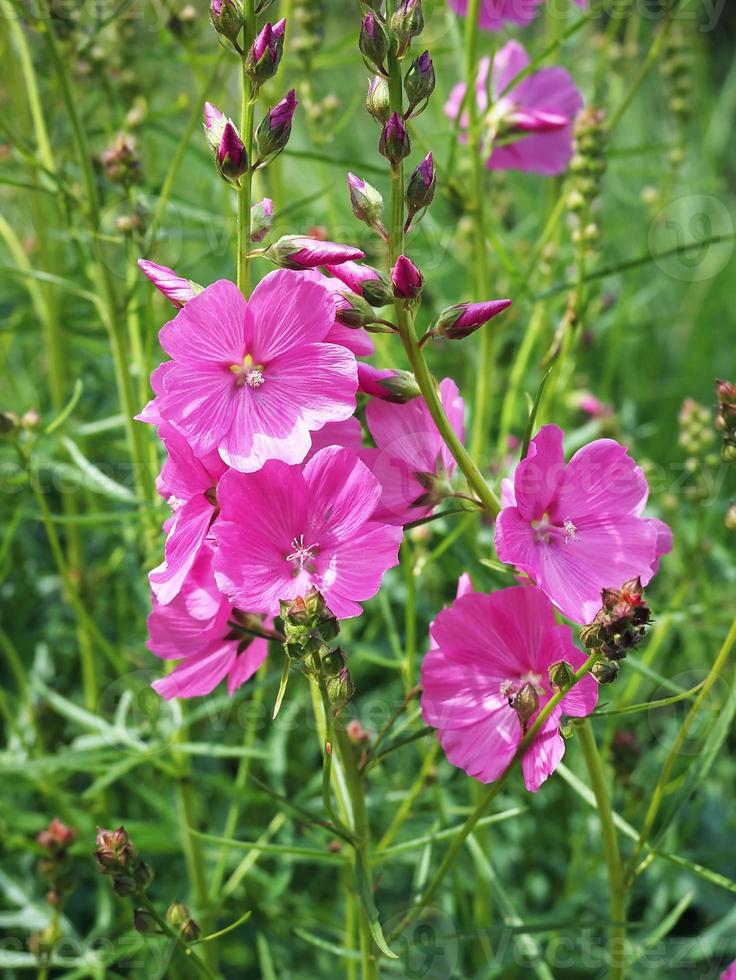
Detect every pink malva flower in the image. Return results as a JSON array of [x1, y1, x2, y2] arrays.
[[362, 378, 464, 525], [721, 962, 736, 980], [153, 271, 357, 472], [445, 41, 583, 176], [149, 547, 270, 699], [495, 425, 673, 624], [212, 447, 402, 619], [421, 585, 599, 792], [447, 0, 543, 30], [149, 423, 227, 605], [305, 418, 363, 459]]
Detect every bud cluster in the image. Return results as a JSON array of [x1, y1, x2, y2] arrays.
[[100, 133, 142, 186], [37, 819, 76, 908], [716, 379, 736, 462], [94, 826, 154, 898], [566, 107, 608, 251], [581, 578, 652, 684]]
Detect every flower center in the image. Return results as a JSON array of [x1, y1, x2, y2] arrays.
[[231, 354, 265, 389], [531, 513, 578, 545], [286, 534, 318, 573]]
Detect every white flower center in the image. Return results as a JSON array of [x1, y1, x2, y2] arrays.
[[286, 534, 318, 572]]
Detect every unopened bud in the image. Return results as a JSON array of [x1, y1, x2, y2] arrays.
[[359, 13, 389, 73], [591, 658, 620, 685], [203, 103, 248, 184], [347, 172, 385, 234], [548, 660, 575, 692], [334, 291, 379, 329], [366, 76, 391, 124], [391, 0, 424, 57], [133, 909, 158, 934], [137, 259, 203, 308], [265, 235, 364, 269], [433, 298, 512, 340], [391, 254, 423, 301], [210, 0, 243, 46], [379, 112, 411, 168], [404, 50, 435, 114], [404, 152, 435, 229], [166, 900, 201, 942], [725, 501, 736, 532], [325, 261, 393, 307], [327, 666, 355, 715], [245, 19, 286, 88], [250, 197, 274, 243], [358, 363, 420, 403], [255, 90, 297, 165], [510, 682, 539, 732]]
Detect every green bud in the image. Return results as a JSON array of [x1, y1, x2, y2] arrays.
[[548, 660, 575, 692]]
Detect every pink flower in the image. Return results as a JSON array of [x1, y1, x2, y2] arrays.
[[149, 547, 270, 699], [305, 418, 363, 459], [421, 585, 599, 791], [577, 392, 612, 418], [721, 962, 736, 980], [362, 378, 465, 525], [447, 0, 543, 30], [138, 260, 201, 308], [445, 41, 583, 176], [495, 425, 672, 624], [391, 255, 423, 300], [149, 423, 227, 605], [154, 271, 358, 472], [212, 447, 402, 619]]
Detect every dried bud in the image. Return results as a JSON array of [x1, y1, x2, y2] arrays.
[[37, 819, 76, 852], [391, 254, 423, 301], [133, 909, 158, 934], [391, 0, 424, 56], [404, 152, 435, 229], [245, 20, 286, 87], [432, 299, 512, 340], [95, 827, 136, 874], [548, 660, 575, 692], [347, 172, 385, 234], [358, 363, 420, 403], [404, 50, 435, 114], [137, 259, 204, 308], [379, 112, 411, 167], [509, 682, 539, 733], [210, 0, 243, 45], [580, 579, 651, 661], [324, 261, 393, 307], [265, 235, 364, 269], [255, 90, 298, 164], [100, 133, 142, 185], [166, 900, 201, 942], [359, 13, 389, 73], [366, 76, 391, 124], [280, 588, 340, 658], [250, 197, 274, 243]]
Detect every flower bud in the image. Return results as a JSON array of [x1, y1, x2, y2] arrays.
[[591, 657, 620, 685], [358, 363, 420, 403], [404, 50, 435, 114], [391, 254, 423, 301], [334, 291, 379, 329], [509, 682, 539, 733], [250, 197, 274, 243], [100, 133, 142, 185], [95, 827, 136, 874], [210, 0, 243, 46], [280, 588, 340, 659], [133, 909, 158, 934], [137, 259, 204, 308], [255, 90, 298, 164], [379, 112, 411, 168], [347, 172, 385, 234], [266, 235, 364, 269], [580, 579, 651, 661], [548, 660, 575, 692], [716, 378, 736, 459], [366, 76, 391, 124], [359, 13, 389, 73], [404, 152, 435, 229], [725, 501, 736, 532], [245, 20, 286, 87], [325, 261, 393, 307], [37, 819, 76, 852], [203, 103, 248, 184], [166, 900, 201, 942], [327, 666, 355, 715], [433, 298, 512, 340], [391, 0, 424, 56]]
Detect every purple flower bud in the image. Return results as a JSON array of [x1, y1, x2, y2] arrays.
[[203, 103, 248, 183], [379, 112, 411, 168], [325, 261, 393, 307], [434, 299, 512, 340], [137, 259, 204, 308], [391, 254, 423, 301], [404, 152, 436, 230], [250, 197, 274, 243], [333, 290, 378, 329], [266, 235, 365, 269], [359, 13, 389, 72], [209, 0, 243, 45], [366, 76, 391, 124], [347, 171, 385, 233], [255, 90, 298, 164], [404, 49, 435, 114], [358, 363, 420, 403], [246, 20, 286, 86]]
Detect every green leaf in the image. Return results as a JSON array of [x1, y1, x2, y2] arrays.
[[61, 437, 137, 502], [353, 852, 398, 959]]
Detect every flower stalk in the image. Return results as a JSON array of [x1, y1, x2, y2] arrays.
[[237, 0, 258, 297]]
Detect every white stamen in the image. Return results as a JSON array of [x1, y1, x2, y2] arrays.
[[167, 494, 186, 513], [286, 534, 318, 569], [563, 518, 577, 543], [245, 368, 264, 389], [500, 679, 517, 699]]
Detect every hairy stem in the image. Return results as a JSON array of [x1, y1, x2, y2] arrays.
[[237, 2, 258, 296]]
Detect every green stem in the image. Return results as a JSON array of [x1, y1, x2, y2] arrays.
[[578, 720, 626, 980], [237, 2, 257, 296], [624, 611, 736, 884], [392, 650, 600, 938], [136, 892, 217, 980]]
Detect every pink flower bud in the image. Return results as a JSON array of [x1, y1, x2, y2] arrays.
[[137, 260, 204, 308], [325, 261, 393, 307], [250, 197, 274, 243], [366, 76, 391, 123], [405, 152, 436, 229], [359, 12, 389, 72], [379, 112, 411, 167], [203, 103, 248, 183], [246, 19, 286, 85], [358, 363, 420, 403], [210, 0, 243, 45], [404, 49, 435, 113], [391, 254, 423, 301], [266, 235, 365, 269], [347, 171, 384, 231], [255, 90, 297, 163], [434, 299, 511, 339]]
